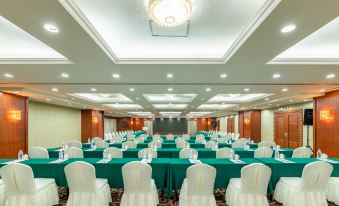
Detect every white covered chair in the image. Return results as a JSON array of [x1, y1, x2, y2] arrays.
[[182, 134, 190, 140], [64, 147, 84, 158], [152, 137, 164, 144], [226, 163, 271, 206], [135, 137, 144, 143], [95, 140, 109, 149], [231, 140, 245, 148], [121, 161, 159, 206], [195, 135, 205, 143], [138, 148, 158, 158], [122, 141, 137, 149], [111, 137, 122, 143], [210, 134, 218, 141], [326, 177, 339, 205], [274, 161, 333, 206], [179, 148, 198, 159], [91, 137, 102, 143], [127, 135, 135, 141], [29, 147, 49, 159], [216, 148, 234, 159], [177, 141, 190, 149], [104, 147, 123, 158], [0, 163, 59, 206], [217, 138, 227, 143], [166, 134, 174, 140], [0, 179, 5, 206], [175, 137, 184, 143], [258, 141, 274, 148], [179, 164, 217, 206], [292, 147, 313, 158], [254, 147, 273, 158], [205, 141, 218, 149], [148, 141, 162, 149], [67, 140, 82, 148], [64, 161, 111, 206]]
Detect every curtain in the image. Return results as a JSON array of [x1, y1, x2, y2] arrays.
[[187, 120, 197, 135], [144, 120, 153, 135], [104, 118, 117, 134]]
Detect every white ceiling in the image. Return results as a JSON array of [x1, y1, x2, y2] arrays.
[[0, 0, 339, 118]]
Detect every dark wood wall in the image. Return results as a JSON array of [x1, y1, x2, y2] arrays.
[[314, 90, 339, 157], [197, 118, 209, 131], [117, 117, 132, 131], [0, 92, 28, 158], [227, 117, 235, 133], [81, 110, 104, 142], [238, 110, 261, 142]]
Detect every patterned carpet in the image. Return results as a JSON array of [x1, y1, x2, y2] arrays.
[[56, 187, 337, 206]]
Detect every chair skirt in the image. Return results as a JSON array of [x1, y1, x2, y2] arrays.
[[179, 179, 216, 206], [120, 179, 158, 206], [326, 177, 339, 205], [0, 181, 5, 206]]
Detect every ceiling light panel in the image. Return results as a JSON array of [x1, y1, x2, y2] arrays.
[[69, 93, 132, 103], [103, 103, 143, 109], [208, 94, 272, 103], [143, 94, 197, 103], [159, 112, 182, 117], [186, 112, 212, 117], [153, 104, 188, 109], [198, 104, 236, 110], [129, 111, 154, 116]]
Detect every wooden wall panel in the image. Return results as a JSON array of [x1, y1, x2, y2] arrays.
[[238, 110, 261, 141], [251, 110, 262, 142], [132, 118, 144, 131], [81, 110, 104, 142], [314, 90, 339, 157], [117, 117, 132, 131], [0, 92, 28, 158], [227, 117, 235, 133], [238, 112, 244, 137], [197, 118, 209, 131]]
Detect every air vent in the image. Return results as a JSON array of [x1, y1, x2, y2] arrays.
[[149, 20, 190, 37]]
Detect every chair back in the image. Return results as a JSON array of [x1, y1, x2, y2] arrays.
[[182, 134, 190, 140], [292, 147, 313, 158], [67, 140, 82, 148], [186, 164, 216, 195], [138, 148, 157, 158], [217, 137, 227, 143], [205, 141, 217, 149], [175, 137, 184, 143], [299, 161, 333, 191], [166, 134, 174, 140], [135, 136, 144, 143], [258, 141, 274, 148], [216, 147, 234, 159], [240, 163, 271, 195], [231, 140, 245, 148], [210, 134, 218, 141], [95, 140, 108, 149], [127, 135, 135, 141], [105, 147, 123, 158], [64, 147, 84, 158], [122, 161, 152, 193], [29, 147, 49, 159], [112, 137, 122, 143], [254, 147, 273, 158], [0, 163, 36, 195], [179, 148, 198, 158], [91, 137, 102, 143], [122, 141, 137, 149], [148, 141, 162, 149], [64, 161, 96, 192], [176, 141, 190, 149], [195, 135, 205, 143]]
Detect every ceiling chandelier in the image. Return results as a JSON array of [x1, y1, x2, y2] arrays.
[[148, 0, 192, 27]]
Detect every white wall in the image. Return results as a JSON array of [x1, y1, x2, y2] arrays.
[[28, 101, 81, 149], [261, 101, 314, 148], [219, 117, 227, 131], [234, 114, 239, 133]]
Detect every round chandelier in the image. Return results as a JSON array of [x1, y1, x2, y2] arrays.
[[148, 0, 192, 27]]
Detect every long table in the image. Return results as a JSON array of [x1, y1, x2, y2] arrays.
[[48, 148, 293, 159]]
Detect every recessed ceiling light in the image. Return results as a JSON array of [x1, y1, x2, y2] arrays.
[[129, 88, 135, 92], [168, 88, 173, 92], [273, 73, 281, 79], [289, 100, 293, 102], [44, 24, 59, 33], [268, 103, 272, 106], [61, 73, 69, 78], [45, 98, 51, 101], [205, 88, 211, 92], [282, 88, 288, 92], [90, 88, 96, 92], [326, 73, 335, 79], [4, 73, 14, 78], [320, 89, 326, 92], [281, 24, 296, 33], [265, 98, 269, 101], [112, 73, 120, 79], [220, 73, 227, 78], [51, 88, 58, 92], [167, 73, 173, 78], [244, 88, 250, 92]]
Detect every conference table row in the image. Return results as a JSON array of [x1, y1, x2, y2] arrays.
[[0, 157, 338, 197]]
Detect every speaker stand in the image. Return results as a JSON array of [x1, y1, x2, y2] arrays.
[[306, 125, 313, 151]]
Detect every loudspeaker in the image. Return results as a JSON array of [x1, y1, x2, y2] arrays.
[[303, 109, 313, 125]]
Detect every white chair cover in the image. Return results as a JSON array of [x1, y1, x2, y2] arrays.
[[105, 147, 123, 158], [179, 164, 217, 206], [166, 134, 174, 140], [67, 141, 82, 148], [135, 137, 144, 143], [217, 138, 227, 143], [92, 137, 102, 143], [138, 148, 157, 158], [0, 163, 59, 206], [195, 135, 205, 143], [64, 147, 84, 158], [205, 141, 217, 149], [258, 141, 274, 148], [216, 148, 234, 159], [111, 137, 122, 143], [231, 141, 245, 148], [177, 141, 190, 149], [274, 161, 333, 206], [326, 177, 339, 205], [179, 149, 198, 159], [182, 134, 190, 140], [121, 161, 158, 206], [64, 161, 112, 206], [254, 147, 273, 158], [148, 141, 162, 149], [29, 147, 49, 159], [226, 163, 271, 206], [175, 137, 184, 143], [210, 134, 218, 141], [127, 135, 135, 141], [152, 137, 164, 144], [122, 141, 137, 149], [0, 179, 5, 206], [95, 140, 108, 149], [292, 147, 313, 158]]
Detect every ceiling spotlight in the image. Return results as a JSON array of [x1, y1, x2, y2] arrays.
[[326, 73, 335, 79], [289, 100, 293, 102], [45, 98, 51, 101], [51, 88, 58, 92], [44, 24, 60, 33], [112, 73, 120, 79], [61, 73, 69, 78], [273, 73, 281, 79], [205, 88, 211, 92], [244, 88, 250, 92], [220, 73, 227, 78], [282, 88, 288, 92], [136, 98, 140, 100], [90, 88, 96, 92], [129, 88, 135, 92], [281, 24, 296, 33], [167, 73, 173, 78], [265, 98, 269, 101], [168, 88, 173, 92], [4, 73, 14, 78]]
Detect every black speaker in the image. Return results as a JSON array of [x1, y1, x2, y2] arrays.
[[303, 109, 313, 125]]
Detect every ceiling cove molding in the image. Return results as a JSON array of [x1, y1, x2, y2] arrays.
[[0, 58, 72, 64], [267, 58, 339, 65], [59, 0, 280, 64]]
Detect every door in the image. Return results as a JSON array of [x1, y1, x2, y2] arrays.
[[287, 113, 300, 148], [275, 113, 287, 147]]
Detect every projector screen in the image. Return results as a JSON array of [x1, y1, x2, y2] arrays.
[[153, 118, 187, 133]]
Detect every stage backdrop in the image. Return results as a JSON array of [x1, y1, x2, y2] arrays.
[[153, 118, 187, 133]]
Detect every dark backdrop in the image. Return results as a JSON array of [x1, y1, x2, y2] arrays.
[[153, 118, 187, 133]]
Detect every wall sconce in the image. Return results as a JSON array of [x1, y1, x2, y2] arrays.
[[92, 117, 98, 124], [320, 110, 334, 121], [7, 110, 21, 121], [244, 118, 250, 125]]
